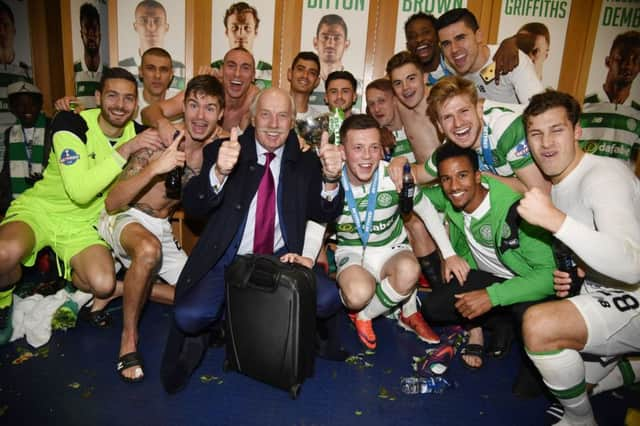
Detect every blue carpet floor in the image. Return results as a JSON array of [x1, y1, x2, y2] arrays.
[[1, 297, 637, 426]]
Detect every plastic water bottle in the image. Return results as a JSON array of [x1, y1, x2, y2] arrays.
[[401, 376, 451, 394], [552, 239, 583, 297], [328, 107, 344, 145], [399, 162, 415, 214]]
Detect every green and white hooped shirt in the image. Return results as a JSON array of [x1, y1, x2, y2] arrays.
[[580, 91, 640, 169], [74, 60, 107, 109], [0, 63, 31, 139], [336, 161, 432, 248], [391, 128, 416, 164]]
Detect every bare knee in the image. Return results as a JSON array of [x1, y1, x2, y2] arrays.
[[522, 305, 556, 352], [340, 281, 374, 311], [0, 239, 27, 275], [388, 256, 420, 295], [130, 236, 162, 270], [88, 263, 116, 299]]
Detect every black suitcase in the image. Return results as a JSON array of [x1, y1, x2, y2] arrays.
[[223, 254, 316, 399]]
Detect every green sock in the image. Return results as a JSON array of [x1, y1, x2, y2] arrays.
[[0, 287, 14, 308]]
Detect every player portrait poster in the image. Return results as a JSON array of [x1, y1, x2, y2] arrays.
[[211, 0, 275, 90], [116, 0, 186, 90], [300, 1, 371, 112]]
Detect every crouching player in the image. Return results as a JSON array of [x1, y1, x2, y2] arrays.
[[288, 115, 469, 350], [518, 91, 640, 425]]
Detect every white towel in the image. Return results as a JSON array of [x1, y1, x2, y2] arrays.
[[10, 288, 93, 348]]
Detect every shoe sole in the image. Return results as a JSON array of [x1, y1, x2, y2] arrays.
[[355, 328, 376, 350], [397, 320, 440, 344]]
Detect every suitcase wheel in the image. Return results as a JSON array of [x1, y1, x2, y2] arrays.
[[289, 384, 301, 399], [223, 359, 231, 372]]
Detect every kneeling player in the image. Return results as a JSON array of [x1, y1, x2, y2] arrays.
[[300, 115, 469, 350]]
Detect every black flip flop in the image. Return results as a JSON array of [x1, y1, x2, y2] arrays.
[[117, 352, 144, 383], [486, 326, 513, 359], [460, 343, 484, 370], [79, 300, 112, 328]]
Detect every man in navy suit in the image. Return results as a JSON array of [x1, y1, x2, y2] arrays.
[[161, 87, 345, 393]]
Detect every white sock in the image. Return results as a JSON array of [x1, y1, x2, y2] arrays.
[[591, 358, 640, 396], [401, 288, 419, 317], [358, 278, 407, 320], [528, 349, 596, 425]]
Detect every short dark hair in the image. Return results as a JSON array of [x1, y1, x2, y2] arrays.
[[99, 67, 137, 93], [339, 113, 380, 144], [0, 1, 14, 25], [404, 12, 437, 34], [386, 51, 423, 76], [518, 22, 550, 44], [611, 30, 640, 54], [436, 8, 479, 32], [316, 14, 348, 39], [184, 75, 225, 110], [291, 51, 320, 71], [142, 47, 172, 63], [523, 90, 581, 131], [434, 142, 479, 174], [224, 2, 259, 30], [325, 70, 357, 92], [80, 3, 99, 25]]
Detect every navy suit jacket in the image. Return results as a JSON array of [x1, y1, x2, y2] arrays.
[[161, 126, 343, 392]]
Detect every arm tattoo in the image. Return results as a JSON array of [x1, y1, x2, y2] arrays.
[[120, 148, 155, 180]]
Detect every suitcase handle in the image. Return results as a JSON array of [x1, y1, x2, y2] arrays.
[[226, 254, 287, 292]]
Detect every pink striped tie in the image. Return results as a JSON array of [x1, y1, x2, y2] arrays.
[[253, 152, 276, 254]]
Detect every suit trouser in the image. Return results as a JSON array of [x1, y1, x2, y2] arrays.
[[173, 249, 342, 335], [420, 269, 538, 330]]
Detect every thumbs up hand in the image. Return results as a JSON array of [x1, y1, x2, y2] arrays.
[[318, 131, 342, 182]]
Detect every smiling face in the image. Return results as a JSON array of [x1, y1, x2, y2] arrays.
[[252, 89, 293, 152], [526, 106, 582, 184], [341, 127, 383, 186], [96, 78, 137, 129], [406, 17, 438, 67], [226, 11, 257, 51], [366, 87, 396, 128], [288, 58, 320, 95], [10, 93, 41, 128], [140, 53, 173, 97], [183, 92, 223, 142], [324, 78, 356, 113], [438, 21, 483, 75], [438, 155, 484, 213], [435, 93, 483, 149], [222, 49, 255, 100], [389, 63, 426, 109]]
